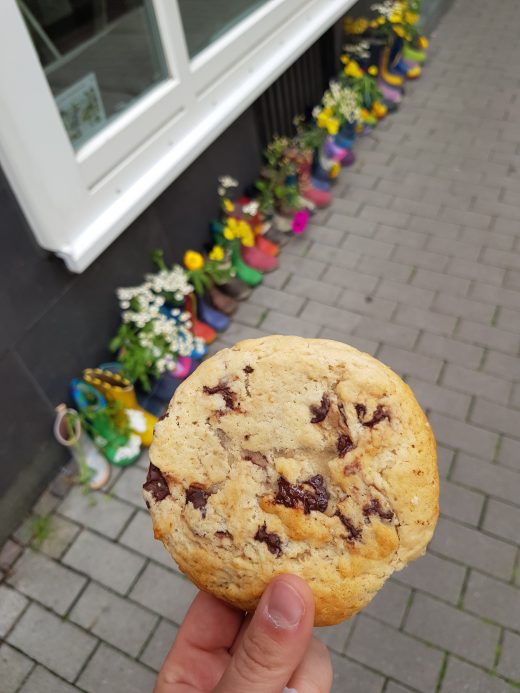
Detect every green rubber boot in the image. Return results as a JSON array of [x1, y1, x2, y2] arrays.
[[231, 243, 263, 287], [403, 43, 427, 64]]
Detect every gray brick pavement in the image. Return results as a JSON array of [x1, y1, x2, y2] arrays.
[[2, 0, 520, 689]]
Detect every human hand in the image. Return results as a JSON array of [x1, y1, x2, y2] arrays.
[[155, 574, 333, 692]]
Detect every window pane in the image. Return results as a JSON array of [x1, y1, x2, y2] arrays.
[[178, 0, 271, 58], [19, 0, 168, 148]]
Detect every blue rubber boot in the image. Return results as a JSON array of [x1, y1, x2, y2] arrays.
[[197, 297, 230, 332]]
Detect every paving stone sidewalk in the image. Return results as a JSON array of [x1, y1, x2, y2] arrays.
[[2, 0, 520, 690]]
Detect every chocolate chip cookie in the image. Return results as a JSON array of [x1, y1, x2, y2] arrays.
[[144, 336, 438, 626]]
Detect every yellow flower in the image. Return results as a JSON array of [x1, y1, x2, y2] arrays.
[[222, 198, 234, 213], [235, 220, 249, 235], [344, 60, 363, 79], [418, 36, 429, 49], [370, 19, 379, 28], [340, 55, 350, 65], [209, 245, 224, 262], [360, 108, 370, 120], [368, 65, 378, 76], [405, 11, 419, 24], [376, 16, 386, 25], [330, 162, 341, 179], [317, 111, 330, 129], [183, 250, 204, 271], [389, 12, 402, 23], [223, 226, 235, 241], [394, 25, 406, 37], [354, 17, 369, 33], [239, 226, 255, 247], [372, 101, 388, 118], [327, 118, 340, 135]]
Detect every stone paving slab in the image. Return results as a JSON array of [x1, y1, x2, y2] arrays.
[[1, 0, 520, 690]]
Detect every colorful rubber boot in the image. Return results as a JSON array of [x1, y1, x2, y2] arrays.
[[70, 379, 141, 466], [324, 136, 349, 163], [184, 294, 217, 344], [263, 224, 291, 247], [172, 356, 192, 379], [54, 405, 110, 490], [197, 296, 230, 332], [311, 154, 333, 187], [380, 45, 405, 90], [288, 149, 332, 208], [377, 79, 403, 104], [285, 172, 317, 213], [231, 242, 263, 286], [216, 276, 253, 300], [403, 42, 427, 64], [341, 148, 356, 167], [241, 244, 278, 272], [335, 121, 357, 150], [273, 213, 294, 233], [83, 368, 157, 447], [205, 285, 238, 315], [255, 233, 279, 257]]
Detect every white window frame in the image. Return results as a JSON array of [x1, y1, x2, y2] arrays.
[[0, 0, 355, 272]]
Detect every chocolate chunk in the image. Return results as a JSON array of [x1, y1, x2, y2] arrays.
[[363, 498, 394, 522], [335, 511, 362, 541], [338, 402, 349, 427], [145, 500, 150, 509], [364, 405, 391, 428], [203, 383, 237, 410], [215, 530, 233, 540], [243, 365, 254, 374], [355, 403, 367, 421], [186, 486, 212, 518], [337, 434, 355, 458], [158, 410, 169, 422], [254, 523, 282, 557], [355, 403, 390, 428], [310, 395, 330, 424], [242, 450, 268, 468], [143, 463, 170, 502], [275, 475, 329, 514]]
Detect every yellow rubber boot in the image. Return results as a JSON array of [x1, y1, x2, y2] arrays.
[[380, 45, 405, 89], [83, 368, 157, 447]]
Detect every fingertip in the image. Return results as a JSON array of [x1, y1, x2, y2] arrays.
[[271, 574, 316, 611]]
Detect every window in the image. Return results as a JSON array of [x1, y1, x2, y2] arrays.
[[18, 0, 168, 148], [0, 0, 355, 271], [178, 0, 270, 57]]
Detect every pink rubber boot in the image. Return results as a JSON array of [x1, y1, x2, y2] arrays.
[[241, 244, 278, 272]]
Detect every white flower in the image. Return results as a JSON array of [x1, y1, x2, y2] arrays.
[[370, 0, 400, 18], [322, 82, 360, 124], [218, 175, 238, 188], [243, 200, 260, 216], [113, 434, 141, 463], [126, 409, 146, 433]]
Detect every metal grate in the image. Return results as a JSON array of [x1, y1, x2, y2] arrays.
[[253, 24, 341, 147]]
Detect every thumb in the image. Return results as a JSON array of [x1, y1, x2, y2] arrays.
[[215, 575, 315, 693]]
